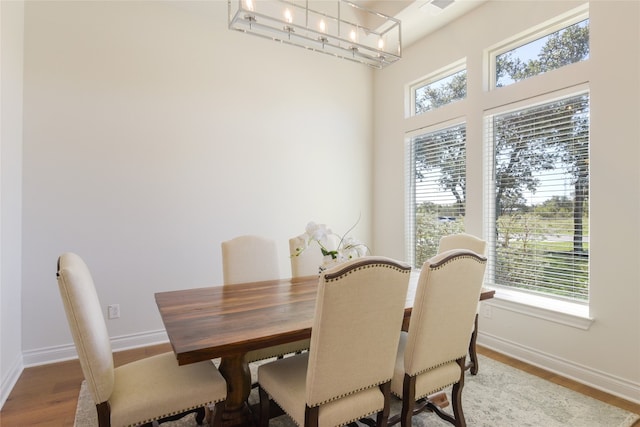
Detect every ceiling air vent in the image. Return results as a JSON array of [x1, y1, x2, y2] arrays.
[[429, 0, 455, 10]]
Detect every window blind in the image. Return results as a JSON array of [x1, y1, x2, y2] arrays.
[[485, 93, 590, 300], [407, 123, 466, 267]]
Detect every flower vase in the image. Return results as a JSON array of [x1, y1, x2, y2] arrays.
[[319, 255, 342, 273]]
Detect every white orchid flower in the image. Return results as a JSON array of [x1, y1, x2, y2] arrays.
[[295, 219, 368, 264], [306, 222, 331, 242]]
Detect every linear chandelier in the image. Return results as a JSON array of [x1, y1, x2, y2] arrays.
[[228, 0, 402, 69]]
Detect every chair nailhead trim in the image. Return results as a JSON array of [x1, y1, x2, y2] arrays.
[[325, 262, 411, 282], [126, 399, 222, 427], [263, 403, 383, 427], [268, 398, 301, 427], [309, 380, 390, 407], [337, 409, 382, 427], [249, 349, 309, 363], [264, 383, 389, 427], [411, 355, 465, 377], [431, 253, 486, 270], [391, 381, 456, 400]]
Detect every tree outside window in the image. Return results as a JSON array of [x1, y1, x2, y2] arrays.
[[410, 124, 466, 267], [490, 94, 589, 300]]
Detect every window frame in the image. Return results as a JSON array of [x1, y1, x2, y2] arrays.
[[483, 86, 592, 326], [488, 6, 589, 90], [407, 59, 467, 118]]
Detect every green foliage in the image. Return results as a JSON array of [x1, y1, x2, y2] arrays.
[[534, 196, 573, 218], [496, 213, 589, 300], [414, 125, 466, 216], [496, 20, 589, 86], [415, 70, 467, 114], [414, 202, 464, 267]]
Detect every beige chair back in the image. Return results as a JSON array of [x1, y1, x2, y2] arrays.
[[56, 252, 114, 405], [438, 233, 486, 255], [222, 235, 280, 284], [289, 234, 339, 278], [289, 236, 321, 278], [404, 249, 487, 377], [305, 256, 411, 407]]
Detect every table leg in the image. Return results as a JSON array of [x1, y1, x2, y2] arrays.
[[218, 353, 252, 426]]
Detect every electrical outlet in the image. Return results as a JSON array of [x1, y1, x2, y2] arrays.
[[108, 304, 120, 319], [482, 304, 492, 319]]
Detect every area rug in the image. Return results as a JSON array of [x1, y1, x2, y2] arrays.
[[74, 355, 639, 427]]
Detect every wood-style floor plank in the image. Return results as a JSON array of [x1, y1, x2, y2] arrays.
[[0, 343, 172, 426], [1, 344, 638, 426]]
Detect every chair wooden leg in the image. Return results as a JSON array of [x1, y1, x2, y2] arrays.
[[468, 314, 479, 375], [394, 364, 466, 427], [450, 358, 467, 427], [195, 406, 206, 425], [304, 404, 319, 427], [376, 382, 391, 427], [96, 401, 111, 427], [400, 374, 416, 427], [259, 386, 271, 427], [422, 361, 466, 427]]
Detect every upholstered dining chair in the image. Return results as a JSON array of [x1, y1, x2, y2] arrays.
[[289, 236, 323, 278], [222, 235, 281, 285], [437, 232, 487, 375], [258, 256, 412, 427], [389, 249, 487, 427], [438, 233, 486, 256], [221, 235, 309, 363], [56, 252, 227, 427]]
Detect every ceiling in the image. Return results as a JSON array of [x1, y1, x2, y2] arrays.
[[354, 0, 486, 47]]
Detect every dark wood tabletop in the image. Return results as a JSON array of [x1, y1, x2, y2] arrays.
[[155, 275, 319, 366]]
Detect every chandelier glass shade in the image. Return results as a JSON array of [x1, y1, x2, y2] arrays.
[[228, 0, 402, 69]]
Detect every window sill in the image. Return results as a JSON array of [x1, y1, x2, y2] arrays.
[[486, 286, 594, 330]]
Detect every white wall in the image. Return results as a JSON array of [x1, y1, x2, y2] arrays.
[[0, 0, 24, 407], [19, 1, 373, 362], [373, 0, 640, 403]]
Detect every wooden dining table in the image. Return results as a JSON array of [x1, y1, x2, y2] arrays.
[[155, 272, 494, 427]]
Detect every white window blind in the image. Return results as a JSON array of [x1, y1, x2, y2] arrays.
[[407, 123, 466, 267], [485, 93, 590, 301]]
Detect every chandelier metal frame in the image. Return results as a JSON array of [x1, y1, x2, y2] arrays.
[[228, 0, 402, 69]]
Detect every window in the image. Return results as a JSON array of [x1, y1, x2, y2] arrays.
[[495, 18, 589, 88], [486, 93, 589, 301], [404, 8, 591, 315], [407, 124, 466, 267], [412, 66, 466, 115]]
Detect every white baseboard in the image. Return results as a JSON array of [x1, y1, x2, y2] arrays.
[[21, 329, 169, 367], [0, 353, 24, 409], [478, 331, 640, 405], [1, 329, 169, 410]]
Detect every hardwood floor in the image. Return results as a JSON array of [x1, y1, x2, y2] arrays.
[[1, 344, 638, 426], [0, 343, 174, 427]]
